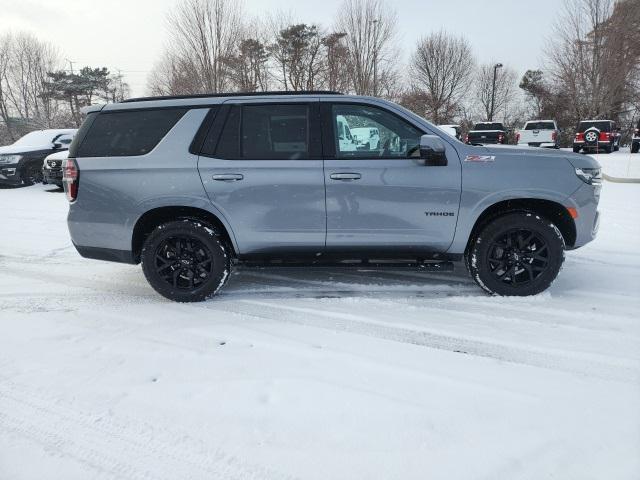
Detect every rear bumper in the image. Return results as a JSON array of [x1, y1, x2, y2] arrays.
[[518, 142, 556, 148], [73, 243, 136, 264]]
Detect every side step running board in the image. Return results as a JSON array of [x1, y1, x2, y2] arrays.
[[239, 261, 455, 272]]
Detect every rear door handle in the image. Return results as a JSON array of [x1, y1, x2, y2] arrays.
[[330, 173, 362, 181], [212, 173, 244, 181]]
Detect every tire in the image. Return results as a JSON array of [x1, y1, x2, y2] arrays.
[[141, 219, 231, 302], [632, 143, 639, 154], [465, 212, 565, 296], [20, 163, 42, 186], [572, 146, 581, 153]]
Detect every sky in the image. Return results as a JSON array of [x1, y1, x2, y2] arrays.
[[0, 0, 560, 97]]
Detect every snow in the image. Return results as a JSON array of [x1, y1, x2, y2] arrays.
[[9, 129, 77, 148], [1, 153, 639, 479]]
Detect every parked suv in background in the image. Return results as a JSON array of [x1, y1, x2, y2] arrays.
[[632, 120, 639, 154], [573, 120, 620, 154], [64, 92, 601, 302], [42, 149, 69, 187], [516, 120, 560, 148], [0, 129, 76, 186], [466, 122, 508, 145]]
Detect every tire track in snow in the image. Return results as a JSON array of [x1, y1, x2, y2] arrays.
[[209, 299, 639, 383], [0, 378, 294, 480]]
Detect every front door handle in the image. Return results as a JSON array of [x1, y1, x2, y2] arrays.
[[212, 173, 244, 181], [330, 173, 362, 181]]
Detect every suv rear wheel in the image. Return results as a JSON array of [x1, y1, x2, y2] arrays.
[[141, 219, 231, 302], [466, 212, 565, 296]]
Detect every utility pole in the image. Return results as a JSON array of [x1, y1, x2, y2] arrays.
[[489, 63, 503, 121], [371, 19, 379, 97], [66, 59, 75, 74]]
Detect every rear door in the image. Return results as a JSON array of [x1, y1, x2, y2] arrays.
[[321, 101, 461, 255], [197, 99, 326, 256]]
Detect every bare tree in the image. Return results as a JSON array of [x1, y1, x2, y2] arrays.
[[335, 0, 398, 96], [153, 0, 243, 94], [0, 32, 62, 139], [475, 63, 518, 122], [546, 0, 640, 122], [268, 23, 325, 91], [222, 18, 271, 92], [408, 31, 475, 124], [321, 32, 350, 92]]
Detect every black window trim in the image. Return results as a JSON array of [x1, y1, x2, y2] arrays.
[[321, 101, 427, 160], [199, 101, 322, 160]]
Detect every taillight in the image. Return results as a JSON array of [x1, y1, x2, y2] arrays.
[[599, 132, 610, 141], [635, 128, 639, 135], [63, 158, 79, 202], [465, 134, 469, 143], [498, 133, 504, 143], [551, 131, 557, 141], [575, 133, 584, 141], [515, 132, 520, 142]]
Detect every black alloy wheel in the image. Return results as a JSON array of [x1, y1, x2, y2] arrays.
[[466, 212, 565, 296], [154, 236, 214, 291], [141, 219, 231, 302], [487, 228, 549, 287]]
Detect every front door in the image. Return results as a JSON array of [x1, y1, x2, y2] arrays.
[[198, 100, 326, 256], [322, 101, 461, 255]]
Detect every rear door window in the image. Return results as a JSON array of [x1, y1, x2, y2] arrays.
[[242, 104, 310, 160], [75, 108, 187, 157]]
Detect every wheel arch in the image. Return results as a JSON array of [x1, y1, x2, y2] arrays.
[[132, 206, 238, 263], [464, 198, 577, 256]]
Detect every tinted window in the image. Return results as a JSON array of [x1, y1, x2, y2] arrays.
[[524, 121, 555, 130], [68, 112, 98, 157], [76, 108, 186, 157], [332, 104, 423, 159], [473, 123, 505, 131], [241, 104, 309, 160], [578, 121, 611, 132]]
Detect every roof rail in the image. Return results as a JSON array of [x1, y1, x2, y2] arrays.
[[122, 90, 344, 103]]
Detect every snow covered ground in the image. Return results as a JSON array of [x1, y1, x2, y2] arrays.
[[1, 150, 639, 480]]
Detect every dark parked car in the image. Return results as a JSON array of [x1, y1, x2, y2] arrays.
[[573, 120, 620, 154], [466, 122, 507, 145], [0, 129, 76, 186], [632, 120, 639, 154]]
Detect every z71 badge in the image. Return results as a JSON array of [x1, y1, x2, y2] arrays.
[[465, 155, 495, 162]]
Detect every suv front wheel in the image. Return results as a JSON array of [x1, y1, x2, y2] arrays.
[[466, 212, 565, 296], [141, 219, 231, 302]]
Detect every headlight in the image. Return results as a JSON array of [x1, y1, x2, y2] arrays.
[[0, 154, 22, 164], [575, 167, 602, 185]]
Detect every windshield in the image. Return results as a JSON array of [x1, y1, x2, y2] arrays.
[[525, 121, 555, 130], [578, 121, 611, 132], [473, 123, 504, 131]]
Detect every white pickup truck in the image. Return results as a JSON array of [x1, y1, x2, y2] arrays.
[[516, 120, 560, 148]]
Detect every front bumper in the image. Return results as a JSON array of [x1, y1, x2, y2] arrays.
[[566, 181, 601, 249], [43, 167, 63, 186], [0, 163, 22, 185]]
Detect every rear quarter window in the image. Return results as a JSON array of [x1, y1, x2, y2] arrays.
[[75, 108, 187, 157]]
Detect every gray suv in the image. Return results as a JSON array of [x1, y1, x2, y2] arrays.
[[63, 92, 601, 302]]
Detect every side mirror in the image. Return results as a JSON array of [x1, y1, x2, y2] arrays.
[[53, 142, 62, 149], [420, 134, 447, 166]]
